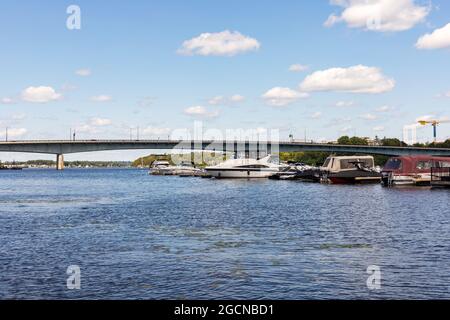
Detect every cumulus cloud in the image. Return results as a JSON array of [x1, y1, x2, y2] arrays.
[[1, 97, 15, 104], [360, 113, 378, 120], [262, 87, 309, 107], [230, 94, 245, 102], [416, 23, 450, 50], [208, 96, 224, 105], [299, 65, 395, 94], [184, 106, 219, 118], [325, 0, 430, 32], [75, 124, 99, 134], [178, 30, 260, 56], [208, 94, 245, 105], [340, 125, 353, 133], [75, 68, 91, 76], [142, 126, 171, 137], [289, 64, 309, 72], [21, 86, 62, 103], [311, 112, 322, 119], [335, 100, 355, 107], [91, 95, 112, 102], [90, 118, 112, 126], [6, 128, 27, 138], [11, 113, 27, 121], [376, 105, 391, 112]]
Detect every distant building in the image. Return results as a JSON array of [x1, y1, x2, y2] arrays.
[[367, 136, 382, 146]]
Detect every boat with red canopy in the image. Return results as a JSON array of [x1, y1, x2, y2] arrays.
[[382, 156, 450, 186]]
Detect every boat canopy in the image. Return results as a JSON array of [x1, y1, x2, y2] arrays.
[[321, 156, 375, 172], [383, 156, 450, 174]]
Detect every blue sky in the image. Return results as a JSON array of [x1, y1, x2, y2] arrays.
[[0, 0, 449, 160]]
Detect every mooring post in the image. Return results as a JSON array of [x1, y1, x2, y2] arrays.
[[56, 154, 65, 170]]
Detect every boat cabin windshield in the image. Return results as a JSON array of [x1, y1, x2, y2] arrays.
[[340, 158, 373, 169], [384, 158, 402, 170], [416, 161, 432, 170], [180, 162, 194, 167], [322, 158, 331, 168], [436, 161, 450, 168], [236, 164, 268, 169]]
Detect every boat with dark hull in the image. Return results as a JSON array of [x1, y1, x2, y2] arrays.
[[269, 163, 321, 182], [320, 156, 381, 184]]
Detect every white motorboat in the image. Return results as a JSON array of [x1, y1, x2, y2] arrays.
[[176, 162, 205, 177], [204, 155, 286, 179], [149, 160, 203, 176], [149, 160, 173, 175]]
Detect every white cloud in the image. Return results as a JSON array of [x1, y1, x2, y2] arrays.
[[21, 86, 62, 103], [178, 30, 260, 56], [289, 64, 309, 72], [1, 97, 14, 104], [262, 87, 309, 107], [324, 14, 342, 28], [90, 118, 112, 126], [75, 68, 92, 76], [11, 113, 27, 121], [6, 128, 27, 138], [299, 65, 395, 94], [340, 125, 353, 133], [373, 126, 385, 132], [311, 112, 322, 119], [335, 100, 355, 107], [61, 83, 77, 92], [230, 94, 245, 103], [360, 113, 378, 120], [142, 126, 171, 136], [75, 124, 99, 134], [208, 96, 224, 105], [208, 94, 245, 105], [91, 95, 112, 102], [184, 106, 219, 118], [376, 105, 391, 112], [325, 0, 430, 32], [416, 23, 450, 50]]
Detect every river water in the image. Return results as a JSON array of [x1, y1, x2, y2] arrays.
[[0, 169, 449, 299]]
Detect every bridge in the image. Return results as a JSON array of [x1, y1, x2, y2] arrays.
[[1, 139, 450, 170]]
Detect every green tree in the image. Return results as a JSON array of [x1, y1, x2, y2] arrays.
[[337, 136, 350, 145], [381, 137, 407, 147], [337, 136, 368, 145], [349, 136, 368, 145]]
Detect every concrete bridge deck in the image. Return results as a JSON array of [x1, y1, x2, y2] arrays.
[[1, 139, 450, 170]]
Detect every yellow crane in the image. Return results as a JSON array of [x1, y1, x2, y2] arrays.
[[417, 119, 450, 143]]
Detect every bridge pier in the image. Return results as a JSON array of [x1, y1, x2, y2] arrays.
[[56, 154, 64, 170]]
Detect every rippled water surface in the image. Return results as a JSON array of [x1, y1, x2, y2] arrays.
[[1, 169, 450, 299]]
